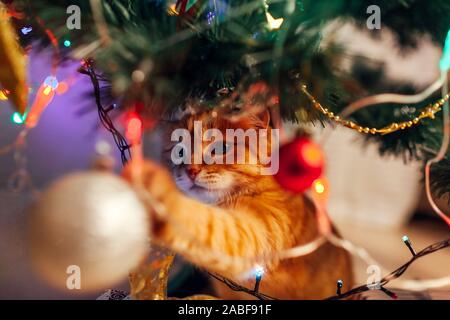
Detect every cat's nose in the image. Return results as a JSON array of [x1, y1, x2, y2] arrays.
[[186, 166, 201, 180]]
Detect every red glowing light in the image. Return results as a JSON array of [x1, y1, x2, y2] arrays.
[[126, 115, 143, 143]]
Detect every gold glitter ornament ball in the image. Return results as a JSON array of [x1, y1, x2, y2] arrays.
[[28, 171, 150, 292]]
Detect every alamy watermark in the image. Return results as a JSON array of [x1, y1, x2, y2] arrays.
[[66, 264, 81, 290], [366, 5, 381, 30], [66, 5, 81, 30], [170, 121, 279, 175], [366, 264, 382, 290], [29, 4, 383, 32]]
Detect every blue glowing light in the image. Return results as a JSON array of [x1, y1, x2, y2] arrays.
[[21, 26, 33, 35], [254, 265, 264, 279], [11, 112, 26, 125], [63, 40, 71, 47], [43, 76, 59, 90], [206, 11, 215, 24], [440, 30, 450, 71]]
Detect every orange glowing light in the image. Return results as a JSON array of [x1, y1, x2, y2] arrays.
[[312, 178, 329, 201], [312, 178, 330, 208], [168, 3, 178, 15], [0, 89, 9, 100], [301, 143, 323, 167], [56, 82, 68, 94], [25, 83, 56, 128], [311, 177, 331, 235], [313, 179, 326, 194]]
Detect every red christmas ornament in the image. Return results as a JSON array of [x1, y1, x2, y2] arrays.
[[176, 0, 199, 16], [274, 137, 324, 193]]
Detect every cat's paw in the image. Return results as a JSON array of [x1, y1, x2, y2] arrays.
[[122, 159, 178, 203]]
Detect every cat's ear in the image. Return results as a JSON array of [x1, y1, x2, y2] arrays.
[[233, 107, 271, 129], [251, 108, 271, 129]]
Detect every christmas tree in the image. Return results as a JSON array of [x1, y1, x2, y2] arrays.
[[14, 0, 450, 193]]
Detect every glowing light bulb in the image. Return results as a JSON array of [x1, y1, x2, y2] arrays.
[[402, 235, 417, 256], [25, 77, 58, 128], [440, 29, 450, 71], [312, 178, 329, 200], [0, 89, 9, 100], [168, 3, 178, 15], [44, 76, 59, 90], [43, 86, 52, 96], [254, 265, 264, 279], [265, 12, 284, 30], [95, 139, 112, 156], [11, 112, 26, 125], [252, 264, 264, 293], [336, 279, 343, 295], [206, 11, 216, 25], [21, 26, 33, 35], [311, 177, 331, 235], [63, 40, 71, 47], [126, 115, 143, 143], [313, 179, 325, 194]]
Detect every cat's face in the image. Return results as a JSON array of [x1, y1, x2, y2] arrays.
[[162, 108, 274, 204]]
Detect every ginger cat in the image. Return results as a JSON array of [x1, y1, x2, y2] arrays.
[[123, 105, 353, 300]]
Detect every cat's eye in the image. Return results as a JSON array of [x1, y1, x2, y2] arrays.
[[171, 145, 187, 162], [211, 141, 231, 155]]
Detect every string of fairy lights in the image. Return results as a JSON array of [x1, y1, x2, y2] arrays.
[[79, 59, 131, 165], [207, 238, 450, 300], [0, 0, 449, 301], [136, 168, 450, 299]]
